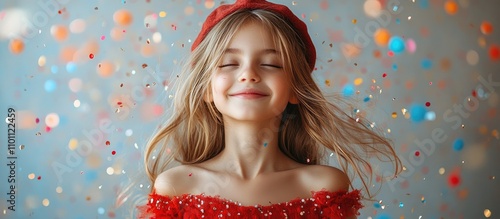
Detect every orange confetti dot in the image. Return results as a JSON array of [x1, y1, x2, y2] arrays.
[[374, 28, 391, 47], [105, 141, 110, 146], [113, 9, 133, 26], [9, 39, 24, 54], [444, 1, 458, 15], [480, 21, 493, 35], [50, 25, 69, 41], [97, 61, 115, 77]]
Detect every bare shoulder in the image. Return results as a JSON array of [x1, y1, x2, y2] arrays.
[[297, 165, 350, 192], [153, 165, 198, 196]]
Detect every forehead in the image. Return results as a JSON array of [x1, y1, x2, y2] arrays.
[[226, 21, 278, 51]]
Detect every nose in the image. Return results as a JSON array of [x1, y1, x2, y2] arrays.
[[238, 65, 261, 83]]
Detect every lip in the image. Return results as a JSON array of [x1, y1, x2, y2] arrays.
[[229, 88, 268, 99]]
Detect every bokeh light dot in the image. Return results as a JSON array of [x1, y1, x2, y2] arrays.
[[66, 62, 77, 73], [68, 138, 78, 150], [28, 173, 35, 180], [425, 111, 436, 121], [364, 0, 382, 18], [405, 38, 417, 53], [374, 28, 391, 47], [453, 138, 464, 151], [444, 1, 458, 15], [125, 129, 133, 136], [484, 209, 492, 218], [343, 84, 355, 97], [113, 9, 133, 26], [9, 38, 24, 54], [51, 65, 58, 74], [74, 99, 81, 108], [466, 50, 479, 65], [50, 25, 69, 41], [38, 56, 46, 67], [69, 78, 83, 92], [44, 80, 57, 92], [152, 32, 162, 43], [45, 113, 60, 128], [56, 186, 63, 193], [480, 21, 493, 35], [439, 167, 445, 175], [159, 11, 167, 17], [106, 167, 114, 175], [388, 36, 405, 54], [98, 207, 105, 215], [354, 78, 363, 86], [69, 18, 86, 33], [42, 199, 50, 207]]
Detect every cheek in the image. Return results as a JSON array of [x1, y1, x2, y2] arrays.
[[212, 76, 230, 95]]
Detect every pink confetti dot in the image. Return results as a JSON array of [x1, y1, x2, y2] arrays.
[[45, 126, 51, 132], [101, 35, 106, 40], [36, 118, 40, 124]]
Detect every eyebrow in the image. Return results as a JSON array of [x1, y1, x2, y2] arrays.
[[223, 48, 281, 55]]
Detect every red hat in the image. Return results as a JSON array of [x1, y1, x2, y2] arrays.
[[191, 0, 316, 70]]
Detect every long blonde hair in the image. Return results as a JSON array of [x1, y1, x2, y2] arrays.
[[144, 9, 401, 199]]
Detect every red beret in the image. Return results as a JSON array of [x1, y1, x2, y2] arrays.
[[191, 0, 316, 70]]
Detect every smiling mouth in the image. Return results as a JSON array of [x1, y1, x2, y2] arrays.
[[229, 93, 268, 99]]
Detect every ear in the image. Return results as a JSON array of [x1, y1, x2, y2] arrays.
[[289, 92, 299, 104]]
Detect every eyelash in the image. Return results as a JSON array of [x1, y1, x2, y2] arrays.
[[218, 64, 282, 69]]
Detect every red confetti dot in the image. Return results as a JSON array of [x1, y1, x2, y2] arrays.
[[35, 118, 40, 124], [387, 51, 394, 57], [106, 141, 110, 146], [425, 102, 431, 107], [111, 150, 116, 155], [472, 90, 477, 97], [448, 173, 461, 187], [37, 176, 41, 180], [489, 45, 500, 61], [188, 173, 192, 177], [117, 101, 122, 106], [415, 151, 420, 156], [382, 73, 387, 78], [89, 53, 94, 59], [45, 126, 51, 132]]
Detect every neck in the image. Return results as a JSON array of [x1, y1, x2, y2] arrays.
[[216, 116, 289, 180]]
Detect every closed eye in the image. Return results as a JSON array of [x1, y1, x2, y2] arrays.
[[261, 64, 282, 69], [218, 64, 238, 68]]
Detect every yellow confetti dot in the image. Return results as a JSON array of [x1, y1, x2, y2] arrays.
[[158, 11, 167, 17], [42, 199, 50, 207], [56, 186, 63, 193], [484, 209, 492, 218], [28, 173, 35, 180], [352, 19, 357, 24], [354, 78, 363, 86], [68, 138, 78, 150], [391, 112, 397, 118], [492, 129, 499, 139], [439, 167, 445, 175], [325, 80, 331, 86]]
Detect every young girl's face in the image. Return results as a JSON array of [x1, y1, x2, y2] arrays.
[[210, 21, 294, 122]]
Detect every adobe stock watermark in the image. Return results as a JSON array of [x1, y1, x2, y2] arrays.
[[384, 74, 500, 192], [4, 0, 70, 42], [341, 0, 403, 62], [51, 64, 166, 183]]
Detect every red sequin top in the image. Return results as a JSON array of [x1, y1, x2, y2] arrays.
[[137, 190, 363, 218]]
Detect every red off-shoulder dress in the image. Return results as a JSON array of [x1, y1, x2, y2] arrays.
[[137, 189, 363, 218]]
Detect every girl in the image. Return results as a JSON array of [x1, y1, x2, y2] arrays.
[[138, 0, 401, 218]]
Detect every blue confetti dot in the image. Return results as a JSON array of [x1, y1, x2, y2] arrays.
[[66, 62, 77, 73], [453, 138, 464, 151], [419, 0, 429, 9], [410, 104, 427, 123], [395, 18, 400, 24], [98, 207, 105, 215], [263, 142, 268, 147], [51, 65, 58, 74], [373, 202, 381, 208], [388, 36, 405, 54], [421, 58, 433, 70], [376, 213, 392, 219], [363, 97, 371, 102], [44, 80, 57, 92], [399, 202, 404, 208], [425, 111, 436, 121], [343, 84, 355, 97], [392, 64, 398, 71], [85, 170, 98, 182]]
